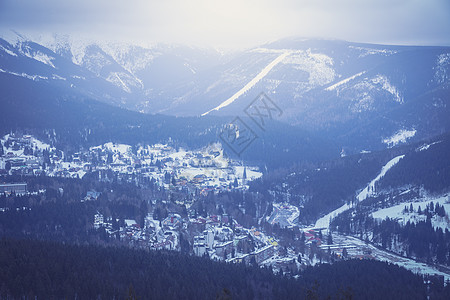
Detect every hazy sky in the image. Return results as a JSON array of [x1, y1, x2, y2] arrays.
[[1, 0, 450, 49]]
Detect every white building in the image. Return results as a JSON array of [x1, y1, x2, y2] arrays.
[[94, 213, 104, 229], [193, 235, 207, 256], [203, 229, 215, 249]]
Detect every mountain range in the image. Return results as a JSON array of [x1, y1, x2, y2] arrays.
[[1, 31, 450, 155]]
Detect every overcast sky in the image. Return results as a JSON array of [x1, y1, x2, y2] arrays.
[[1, 0, 450, 49]]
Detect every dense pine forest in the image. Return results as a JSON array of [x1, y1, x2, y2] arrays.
[[1, 238, 448, 299]]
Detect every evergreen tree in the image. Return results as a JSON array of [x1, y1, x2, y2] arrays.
[[327, 232, 333, 245]]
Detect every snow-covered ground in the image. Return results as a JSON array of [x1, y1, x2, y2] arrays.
[[267, 203, 299, 228], [0, 68, 48, 81], [357, 155, 405, 201], [348, 46, 397, 58], [2, 134, 262, 191], [371, 74, 403, 104], [383, 129, 416, 148], [202, 51, 291, 116], [333, 233, 450, 281], [326, 71, 366, 91], [435, 53, 450, 84], [313, 155, 404, 229], [372, 194, 450, 230], [416, 141, 441, 152]]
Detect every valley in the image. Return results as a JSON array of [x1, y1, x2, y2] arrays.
[[1, 30, 450, 299]]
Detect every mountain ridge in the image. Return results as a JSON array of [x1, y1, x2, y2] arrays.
[[1, 32, 449, 154]]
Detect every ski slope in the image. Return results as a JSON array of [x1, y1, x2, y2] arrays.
[[313, 155, 405, 229], [201, 51, 291, 116], [356, 155, 405, 201], [325, 71, 366, 91], [372, 194, 450, 230]]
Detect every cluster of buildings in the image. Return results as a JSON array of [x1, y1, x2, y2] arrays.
[[0, 134, 54, 177], [92, 209, 280, 266], [93, 211, 181, 251], [0, 134, 262, 195]]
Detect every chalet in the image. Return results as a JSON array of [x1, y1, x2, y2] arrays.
[[124, 219, 139, 228], [192, 174, 207, 184], [162, 213, 182, 228], [152, 240, 173, 251], [84, 191, 101, 202]]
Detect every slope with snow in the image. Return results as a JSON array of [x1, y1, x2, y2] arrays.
[[416, 140, 441, 152], [201, 51, 291, 116], [356, 155, 405, 201], [326, 71, 366, 91], [313, 155, 405, 229], [383, 129, 416, 148], [434, 53, 450, 84], [371, 74, 403, 104], [372, 195, 450, 230], [332, 233, 450, 281], [0, 68, 48, 81]]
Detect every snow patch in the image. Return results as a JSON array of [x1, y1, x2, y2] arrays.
[[0, 68, 48, 81], [107, 72, 132, 93], [326, 71, 366, 91], [383, 129, 416, 148], [371, 74, 403, 103], [434, 53, 450, 84], [0, 45, 17, 57], [21, 48, 56, 69], [52, 74, 66, 80], [372, 195, 450, 231], [91, 143, 131, 155], [348, 46, 397, 58], [282, 49, 335, 86], [416, 141, 441, 152]]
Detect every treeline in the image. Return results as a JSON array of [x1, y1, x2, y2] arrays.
[[332, 202, 450, 266], [374, 218, 450, 265], [250, 148, 401, 223], [249, 132, 450, 224], [378, 133, 450, 193], [0, 75, 338, 169], [0, 174, 184, 244], [0, 238, 447, 300]]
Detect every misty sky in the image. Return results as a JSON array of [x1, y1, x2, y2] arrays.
[[1, 0, 450, 49]]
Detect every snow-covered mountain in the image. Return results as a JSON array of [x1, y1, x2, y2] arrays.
[[1, 32, 450, 153], [0, 31, 223, 110], [159, 38, 450, 152]]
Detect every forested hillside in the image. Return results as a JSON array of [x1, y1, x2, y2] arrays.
[[1, 238, 447, 299], [0, 74, 337, 168]]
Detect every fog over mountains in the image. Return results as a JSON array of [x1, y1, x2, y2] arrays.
[[1, 31, 450, 154]]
